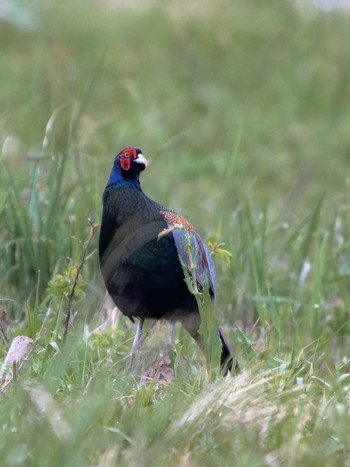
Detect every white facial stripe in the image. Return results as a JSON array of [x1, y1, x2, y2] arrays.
[[135, 153, 148, 166]]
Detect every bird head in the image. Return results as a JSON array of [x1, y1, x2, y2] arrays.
[[116, 147, 147, 173], [106, 147, 148, 189]]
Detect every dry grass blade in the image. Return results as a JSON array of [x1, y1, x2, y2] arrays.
[[0, 335, 33, 384], [169, 370, 303, 444], [24, 383, 72, 441], [64, 221, 100, 340]]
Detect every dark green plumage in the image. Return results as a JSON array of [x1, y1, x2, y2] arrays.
[[99, 184, 197, 320], [99, 147, 235, 374]]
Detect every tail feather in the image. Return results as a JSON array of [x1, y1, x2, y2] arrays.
[[219, 328, 239, 375], [179, 314, 239, 375]]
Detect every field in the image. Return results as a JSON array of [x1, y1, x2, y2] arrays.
[[1, 1, 350, 465]]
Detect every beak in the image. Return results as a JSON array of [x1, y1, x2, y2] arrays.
[[135, 153, 148, 167]]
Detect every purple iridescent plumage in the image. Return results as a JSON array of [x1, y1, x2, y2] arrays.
[[172, 228, 216, 297]]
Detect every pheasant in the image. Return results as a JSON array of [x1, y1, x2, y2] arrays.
[[99, 147, 235, 374]]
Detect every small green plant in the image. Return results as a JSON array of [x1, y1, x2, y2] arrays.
[[207, 235, 233, 267], [47, 263, 86, 300], [47, 221, 99, 340]]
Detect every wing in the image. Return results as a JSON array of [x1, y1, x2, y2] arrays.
[[158, 209, 216, 299]]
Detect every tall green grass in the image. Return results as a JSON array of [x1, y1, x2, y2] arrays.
[[1, 0, 350, 465]]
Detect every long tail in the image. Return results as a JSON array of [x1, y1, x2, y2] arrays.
[[219, 328, 239, 375], [179, 314, 239, 375]]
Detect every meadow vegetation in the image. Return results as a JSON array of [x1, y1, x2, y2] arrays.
[[1, 1, 350, 465]]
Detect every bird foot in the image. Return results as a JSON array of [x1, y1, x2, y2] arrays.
[[167, 346, 177, 358], [128, 318, 144, 369], [128, 352, 135, 368]]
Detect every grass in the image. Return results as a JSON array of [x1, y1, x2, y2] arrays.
[[1, 0, 350, 465]]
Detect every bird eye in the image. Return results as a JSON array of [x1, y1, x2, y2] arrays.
[[124, 152, 129, 158]]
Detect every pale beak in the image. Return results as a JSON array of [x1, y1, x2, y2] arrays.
[[135, 153, 148, 167]]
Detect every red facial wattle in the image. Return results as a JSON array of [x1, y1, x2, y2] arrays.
[[120, 147, 137, 171], [120, 157, 131, 171]]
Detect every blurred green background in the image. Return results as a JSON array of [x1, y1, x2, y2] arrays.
[[2, 0, 350, 333], [1, 1, 350, 465], [1, 0, 350, 339]]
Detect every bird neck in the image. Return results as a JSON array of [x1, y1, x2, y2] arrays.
[[106, 164, 142, 191]]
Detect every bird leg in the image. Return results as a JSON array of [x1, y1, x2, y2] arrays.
[[167, 321, 177, 355], [128, 318, 144, 367], [167, 321, 174, 347]]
